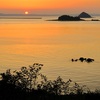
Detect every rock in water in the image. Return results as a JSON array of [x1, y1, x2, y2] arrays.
[[78, 12, 92, 18]]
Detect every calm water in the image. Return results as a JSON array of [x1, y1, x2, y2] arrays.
[[0, 16, 100, 90]]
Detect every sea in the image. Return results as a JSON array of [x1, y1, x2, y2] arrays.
[[0, 15, 100, 90]]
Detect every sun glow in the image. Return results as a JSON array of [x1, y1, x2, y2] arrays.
[[25, 11, 28, 14]]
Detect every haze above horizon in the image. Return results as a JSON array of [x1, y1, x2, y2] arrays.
[[0, 0, 100, 15]]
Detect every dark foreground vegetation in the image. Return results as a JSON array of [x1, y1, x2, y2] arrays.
[[0, 63, 100, 100]]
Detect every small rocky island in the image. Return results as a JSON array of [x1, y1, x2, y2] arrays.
[[71, 57, 94, 63], [58, 15, 82, 21], [47, 12, 99, 21], [78, 12, 92, 18]]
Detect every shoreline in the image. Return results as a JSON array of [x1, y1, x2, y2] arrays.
[[46, 19, 100, 21]]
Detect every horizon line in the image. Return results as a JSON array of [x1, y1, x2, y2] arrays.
[[0, 13, 100, 16]]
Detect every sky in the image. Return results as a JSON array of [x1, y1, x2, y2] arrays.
[[0, 0, 100, 14]]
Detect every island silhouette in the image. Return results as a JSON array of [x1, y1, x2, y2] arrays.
[[58, 15, 82, 21], [78, 12, 92, 18], [47, 12, 100, 21]]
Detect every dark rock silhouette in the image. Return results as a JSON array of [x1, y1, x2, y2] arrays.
[[58, 15, 81, 21], [78, 12, 92, 18], [75, 59, 78, 62], [91, 19, 99, 21], [86, 58, 94, 63], [71, 59, 74, 62], [79, 57, 86, 62], [71, 59, 78, 62], [71, 57, 94, 63]]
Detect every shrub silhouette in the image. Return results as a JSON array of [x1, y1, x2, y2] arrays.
[[0, 63, 90, 95], [0, 63, 100, 100], [0, 63, 45, 93]]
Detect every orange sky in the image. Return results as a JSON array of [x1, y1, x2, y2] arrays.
[[0, 0, 100, 14]]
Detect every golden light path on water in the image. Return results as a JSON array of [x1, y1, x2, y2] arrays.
[[0, 17, 100, 90]]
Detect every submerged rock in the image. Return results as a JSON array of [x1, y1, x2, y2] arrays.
[[71, 57, 94, 63], [91, 19, 99, 21], [79, 57, 86, 62], [86, 58, 94, 63]]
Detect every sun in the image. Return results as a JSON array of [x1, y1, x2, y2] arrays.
[[25, 11, 29, 15]]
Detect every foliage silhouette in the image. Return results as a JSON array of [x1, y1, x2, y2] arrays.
[[0, 63, 100, 100]]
